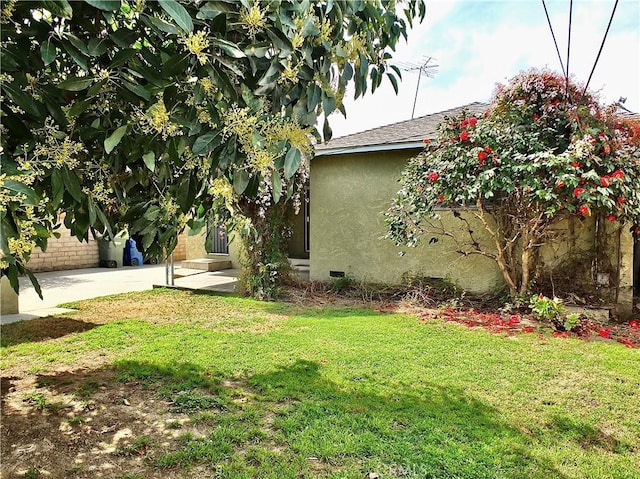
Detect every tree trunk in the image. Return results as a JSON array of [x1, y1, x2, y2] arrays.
[[236, 201, 292, 299], [475, 199, 519, 296], [520, 246, 531, 296]]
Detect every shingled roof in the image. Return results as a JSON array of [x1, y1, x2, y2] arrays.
[[316, 102, 488, 156]]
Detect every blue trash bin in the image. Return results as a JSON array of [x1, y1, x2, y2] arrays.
[[124, 238, 144, 266]]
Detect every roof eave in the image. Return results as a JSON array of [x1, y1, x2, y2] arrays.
[[314, 141, 425, 157]]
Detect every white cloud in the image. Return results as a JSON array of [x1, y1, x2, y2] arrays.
[[328, 0, 639, 139]]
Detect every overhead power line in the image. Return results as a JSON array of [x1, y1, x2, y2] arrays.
[[566, 0, 573, 98], [541, 0, 567, 78], [582, 0, 620, 99]]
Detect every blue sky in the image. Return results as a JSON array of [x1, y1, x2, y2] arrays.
[[329, 0, 639, 138]]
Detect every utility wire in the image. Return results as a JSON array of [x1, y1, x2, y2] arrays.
[[541, 0, 566, 78], [582, 0, 620, 100], [566, 0, 573, 99]]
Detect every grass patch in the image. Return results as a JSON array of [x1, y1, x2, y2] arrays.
[[166, 389, 225, 414], [114, 436, 153, 457], [1, 289, 639, 478]]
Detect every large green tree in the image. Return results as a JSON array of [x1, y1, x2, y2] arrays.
[[0, 0, 426, 298]]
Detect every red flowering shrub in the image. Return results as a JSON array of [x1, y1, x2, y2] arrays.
[[387, 69, 640, 297], [578, 205, 591, 216]]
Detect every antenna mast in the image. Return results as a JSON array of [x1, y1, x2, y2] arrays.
[[394, 56, 439, 119]]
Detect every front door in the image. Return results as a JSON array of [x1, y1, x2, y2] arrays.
[[209, 224, 229, 255]]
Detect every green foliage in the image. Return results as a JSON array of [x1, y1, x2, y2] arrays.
[[529, 294, 581, 332], [22, 467, 41, 479], [236, 201, 293, 299], [0, 0, 426, 297], [24, 390, 65, 414], [24, 391, 49, 410], [68, 415, 86, 426], [387, 69, 640, 297], [529, 294, 566, 322]]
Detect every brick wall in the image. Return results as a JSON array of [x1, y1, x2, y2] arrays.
[[26, 223, 197, 272], [27, 226, 100, 272]]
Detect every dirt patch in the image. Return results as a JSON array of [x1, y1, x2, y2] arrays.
[[0, 367, 221, 479]]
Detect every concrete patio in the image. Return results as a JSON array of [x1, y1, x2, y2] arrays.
[[0, 265, 240, 325]]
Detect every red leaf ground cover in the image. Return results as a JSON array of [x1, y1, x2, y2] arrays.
[[420, 308, 640, 348]]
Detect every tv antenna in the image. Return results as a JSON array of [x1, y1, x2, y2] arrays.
[[393, 56, 439, 118]]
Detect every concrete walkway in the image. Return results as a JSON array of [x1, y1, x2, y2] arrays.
[[0, 265, 239, 325]]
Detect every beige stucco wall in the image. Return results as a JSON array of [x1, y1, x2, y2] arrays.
[[1, 275, 19, 315], [613, 226, 634, 317], [310, 151, 634, 314], [225, 235, 241, 269], [310, 151, 502, 293]]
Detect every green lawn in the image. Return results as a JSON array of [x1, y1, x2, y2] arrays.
[[1, 288, 639, 479]]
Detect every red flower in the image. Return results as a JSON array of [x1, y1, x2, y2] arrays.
[[478, 151, 487, 161], [523, 326, 535, 333], [423, 138, 430, 144], [459, 131, 470, 142], [428, 172, 439, 182], [578, 205, 590, 216], [606, 214, 617, 222], [600, 176, 611, 187], [571, 162, 582, 168], [533, 113, 540, 121], [437, 195, 445, 202], [508, 315, 520, 325], [617, 197, 626, 204], [611, 170, 625, 179], [598, 329, 611, 339], [460, 119, 469, 128], [468, 117, 478, 127], [573, 187, 585, 197], [556, 181, 565, 188], [629, 319, 640, 328]]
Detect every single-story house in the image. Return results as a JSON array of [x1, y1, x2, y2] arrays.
[[289, 103, 634, 315]]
